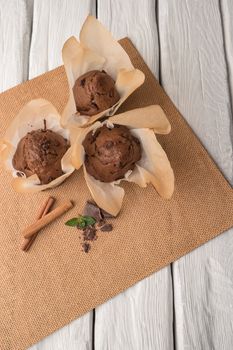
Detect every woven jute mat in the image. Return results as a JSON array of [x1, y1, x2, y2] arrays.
[[1, 38, 233, 350]]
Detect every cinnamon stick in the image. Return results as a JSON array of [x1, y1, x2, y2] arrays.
[[21, 196, 55, 251], [23, 200, 73, 239], [36, 196, 55, 221]]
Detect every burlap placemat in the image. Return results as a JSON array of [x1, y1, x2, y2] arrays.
[[1, 38, 233, 350]]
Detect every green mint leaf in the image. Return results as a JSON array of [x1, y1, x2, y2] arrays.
[[65, 218, 79, 227], [65, 215, 96, 229], [83, 216, 96, 226], [76, 217, 86, 229]]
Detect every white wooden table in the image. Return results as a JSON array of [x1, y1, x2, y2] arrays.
[[1, 1, 233, 349]]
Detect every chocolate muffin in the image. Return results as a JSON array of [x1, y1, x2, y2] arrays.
[[13, 128, 69, 184], [73, 70, 120, 116], [83, 125, 141, 182]]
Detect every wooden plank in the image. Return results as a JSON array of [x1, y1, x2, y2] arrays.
[[159, 1, 233, 348], [94, 271, 173, 350], [29, 0, 96, 78], [0, 0, 32, 92], [159, 0, 233, 180], [95, 1, 174, 349], [97, 0, 159, 77], [220, 0, 233, 113], [28, 1, 95, 349], [29, 317, 93, 350]]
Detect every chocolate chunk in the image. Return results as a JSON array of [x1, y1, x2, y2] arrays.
[[82, 242, 90, 253], [83, 200, 115, 220], [100, 223, 113, 232], [100, 208, 115, 219], [83, 200, 103, 222]]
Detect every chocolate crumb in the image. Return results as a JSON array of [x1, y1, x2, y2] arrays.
[[82, 242, 90, 253], [83, 226, 97, 241], [80, 78, 86, 87], [100, 223, 113, 232]]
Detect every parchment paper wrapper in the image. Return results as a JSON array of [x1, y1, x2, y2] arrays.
[[0, 39, 233, 350], [71, 105, 174, 216], [61, 16, 145, 127], [0, 98, 74, 192]]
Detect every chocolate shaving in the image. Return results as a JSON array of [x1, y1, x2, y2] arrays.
[[16, 171, 24, 177], [43, 119, 47, 131]]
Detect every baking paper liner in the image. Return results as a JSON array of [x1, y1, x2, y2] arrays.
[[0, 99, 75, 192], [71, 106, 174, 216], [61, 16, 145, 127]]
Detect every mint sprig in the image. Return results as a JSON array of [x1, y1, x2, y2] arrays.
[[65, 215, 96, 228]]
